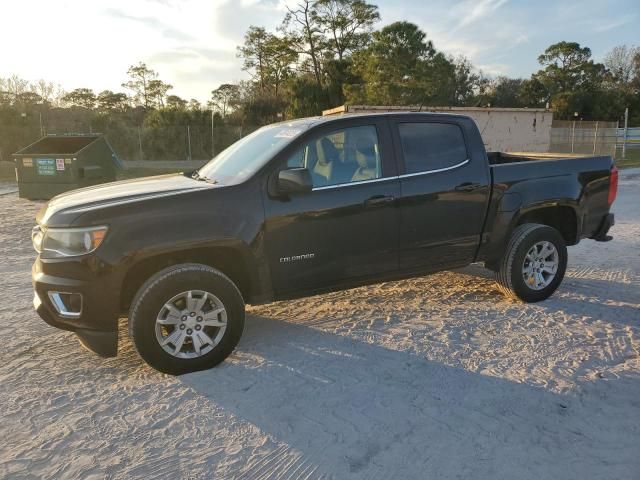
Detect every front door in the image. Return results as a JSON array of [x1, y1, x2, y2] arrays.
[[263, 119, 400, 297]]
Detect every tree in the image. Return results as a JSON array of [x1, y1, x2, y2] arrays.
[[633, 51, 640, 93], [34, 79, 63, 106], [238, 27, 296, 95], [315, 0, 379, 61], [536, 41, 606, 94], [282, 0, 325, 87], [62, 88, 96, 109], [239, 27, 297, 97], [0, 75, 30, 103], [147, 79, 173, 108], [238, 27, 271, 92], [531, 41, 608, 118], [604, 45, 639, 87], [493, 77, 526, 107], [122, 62, 171, 108], [450, 56, 479, 105], [210, 84, 240, 117], [166, 94, 187, 110], [267, 36, 298, 96], [187, 99, 203, 112], [97, 90, 129, 112], [519, 76, 548, 107], [16, 91, 43, 106], [346, 22, 443, 105]]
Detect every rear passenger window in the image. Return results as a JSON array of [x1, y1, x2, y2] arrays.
[[398, 123, 468, 174]]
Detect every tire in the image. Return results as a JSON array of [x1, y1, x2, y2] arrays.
[[495, 223, 567, 302], [129, 263, 245, 375]]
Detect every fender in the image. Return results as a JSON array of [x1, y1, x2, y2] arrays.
[[477, 174, 583, 264]]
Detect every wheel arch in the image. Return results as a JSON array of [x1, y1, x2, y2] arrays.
[[482, 203, 578, 271], [514, 204, 579, 246], [120, 245, 260, 313]]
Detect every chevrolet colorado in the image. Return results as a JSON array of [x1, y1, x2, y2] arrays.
[[31, 113, 617, 374]]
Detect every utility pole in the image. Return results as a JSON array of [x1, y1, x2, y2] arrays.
[[622, 107, 629, 160]]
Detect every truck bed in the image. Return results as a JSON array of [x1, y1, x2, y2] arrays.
[[484, 153, 614, 250], [487, 151, 603, 165]]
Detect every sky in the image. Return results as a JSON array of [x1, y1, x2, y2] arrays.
[[2, 0, 638, 103]]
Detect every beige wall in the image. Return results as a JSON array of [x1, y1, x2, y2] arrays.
[[323, 105, 554, 153]]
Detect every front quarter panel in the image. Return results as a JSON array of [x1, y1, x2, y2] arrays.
[[72, 181, 268, 298]]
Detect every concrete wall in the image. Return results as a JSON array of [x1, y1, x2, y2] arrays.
[[322, 105, 554, 152]]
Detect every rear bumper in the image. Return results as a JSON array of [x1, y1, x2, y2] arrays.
[[32, 258, 120, 357], [591, 213, 615, 242]]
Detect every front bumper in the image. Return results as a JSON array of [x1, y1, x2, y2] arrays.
[[32, 257, 120, 357]]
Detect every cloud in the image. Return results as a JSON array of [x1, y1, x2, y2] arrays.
[[594, 16, 635, 33], [454, 0, 510, 29], [475, 63, 510, 76], [104, 7, 194, 42]]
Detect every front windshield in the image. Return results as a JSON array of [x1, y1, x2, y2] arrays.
[[196, 123, 308, 185]]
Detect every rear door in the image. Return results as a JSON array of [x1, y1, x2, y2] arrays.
[[263, 118, 400, 297], [390, 117, 490, 270]]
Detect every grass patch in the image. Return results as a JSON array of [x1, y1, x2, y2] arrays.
[[615, 148, 640, 169]]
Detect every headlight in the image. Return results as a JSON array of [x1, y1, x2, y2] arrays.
[[32, 226, 44, 253], [32, 226, 108, 258]]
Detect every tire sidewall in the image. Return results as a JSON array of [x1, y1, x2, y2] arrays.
[[130, 265, 244, 374], [509, 226, 567, 302]]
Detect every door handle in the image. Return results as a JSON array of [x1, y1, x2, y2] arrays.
[[364, 194, 395, 207], [454, 182, 484, 192]]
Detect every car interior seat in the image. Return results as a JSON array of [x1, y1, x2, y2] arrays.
[[351, 131, 380, 182]]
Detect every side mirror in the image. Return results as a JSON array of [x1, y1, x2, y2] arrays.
[[277, 168, 313, 195]]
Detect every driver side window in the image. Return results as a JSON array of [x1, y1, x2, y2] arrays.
[[285, 125, 381, 188]]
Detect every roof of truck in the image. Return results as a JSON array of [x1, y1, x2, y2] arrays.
[[274, 111, 470, 130]]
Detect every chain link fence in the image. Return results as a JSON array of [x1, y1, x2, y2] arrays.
[[550, 120, 639, 165], [550, 120, 618, 156], [44, 123, 261, 162]]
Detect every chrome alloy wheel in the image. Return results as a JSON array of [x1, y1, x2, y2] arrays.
[[522, 241, 559, 291], [155, 290, 227, 359]]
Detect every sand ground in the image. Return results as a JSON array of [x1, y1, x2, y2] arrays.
[[0, 170, 638, 479]]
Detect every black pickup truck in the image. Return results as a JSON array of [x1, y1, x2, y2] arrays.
[[31, 113, 617, 374]]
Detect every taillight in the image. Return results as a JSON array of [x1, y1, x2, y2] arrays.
[[608, 166, 618, 206]]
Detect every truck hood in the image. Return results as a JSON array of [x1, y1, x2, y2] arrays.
[[37, 174, 216, 225]]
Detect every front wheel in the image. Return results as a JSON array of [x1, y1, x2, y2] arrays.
[[129, 263, 245, 374], [496, 223, 567, 302]]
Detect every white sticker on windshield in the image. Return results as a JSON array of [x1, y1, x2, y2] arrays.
[[274, 129, 302, 139]]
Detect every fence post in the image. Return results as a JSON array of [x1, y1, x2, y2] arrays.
[[138, 127, 143, 161], [211, 110, 215, 158], [187, 125, 192, 161], [571, 120, 576, 153], [622, 107, 629, 160], [593, 121, 598, 155]]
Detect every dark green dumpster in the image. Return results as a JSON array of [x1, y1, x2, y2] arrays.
[[13, 134, 122, 200]]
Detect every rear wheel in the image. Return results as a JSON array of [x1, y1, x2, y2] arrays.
[[496, 223, 567, 302], [129, 263, 244, 374]]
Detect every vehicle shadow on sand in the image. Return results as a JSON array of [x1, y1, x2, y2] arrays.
[[455, 264, 640, 328], [179, 313, 636, 479]]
